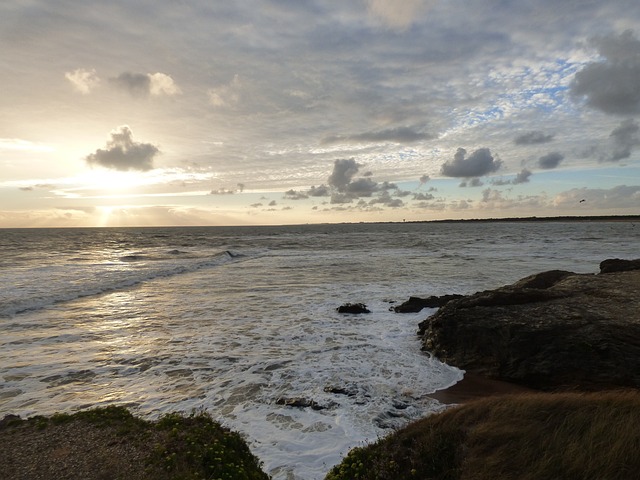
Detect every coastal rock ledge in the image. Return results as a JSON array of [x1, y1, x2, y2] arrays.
[[418, 259, 640, 391]]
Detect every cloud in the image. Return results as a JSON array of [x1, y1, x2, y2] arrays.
[[538, 152, 564, 169], [110, 72, 181, 97], [284, 189, 309, 200], [441, 147, 502, 178], [308, 185, 330, 197], [369, 191, 404, 207], [514, 131, 555, 145], [148, 73, 182, 96], [419, 174, 430, 184], [366, 0, 436, 30], [571, 30, 640, 115], [513, 168, 532, 184], [321, 127, 434, 145], [345, 177, 378, 197], [609, 118, 640, 161], [413, 192, 435, 201], [328, 158, 361, 191], [85, 125, 160, 171], [65, 68, 100, 94], [210, 188, 235, 195], [460, 178, 483, 187], [208, 75, 241, 107]]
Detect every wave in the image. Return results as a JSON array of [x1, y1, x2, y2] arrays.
[[0, 249, 247, 317]]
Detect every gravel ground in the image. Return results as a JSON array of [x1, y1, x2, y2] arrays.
[[0, 416, 168, 480]]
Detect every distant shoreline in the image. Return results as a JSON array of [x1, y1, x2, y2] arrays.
[[2, 214, 639, 230], [407, 214, 640, 224]]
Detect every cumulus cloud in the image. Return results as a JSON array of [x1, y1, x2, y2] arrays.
[[369, 191, 404, 207], [538, 152, 565, 169], [345, 177, 378, 197], [308, 185, 330, 197], [441, 148, 502, 178], [148, 73, 182, 96], [366, 0, 436, 30], [110, 72, 181, 97], [571, 30, 640, 115], [328, 158, 361, 191], [514, 131, 555, 145], [513, 168, 532, 184], [65, 68, 100, 94], [460, 178, 484, 187], [284, 189, 309, 200], [609, 118, 640, 161], [413, 192, 435, 201], [85, 125, 159, 171], [322, 127, 434, 145]]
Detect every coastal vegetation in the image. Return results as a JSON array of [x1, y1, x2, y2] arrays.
[[0, 406, 269, 480], [326, 391, 640, 480]]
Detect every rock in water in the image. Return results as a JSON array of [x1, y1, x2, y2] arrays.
[[419, 261, 640, 391], [337, 303, 371, 314], [393, 294, 464, 313]]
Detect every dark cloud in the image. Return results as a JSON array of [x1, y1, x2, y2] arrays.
[[369, 191, 404, 208], [413, 192, 435, 201], [609, 118, 640, 161], [321, 127, 434, 145], [284, 189, 309, 200], [441, 147, 502, 178], [419, 174, 430, 184], [538, 152, 564, 169], [571, 30, 640, 115], [308, 185, 330, 197], [345, 177, 378, 197], [328, 158, 361, 191], [109, 72, 180, 97], [330, 192, 353, 204], [514, 131, 555, 145], [460, 178, 484, 187], [85, 125, 159, 171], [513, 168, 532, 184], [109, 72, 151, 97]]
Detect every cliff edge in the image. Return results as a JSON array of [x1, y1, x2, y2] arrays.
[[418, 259, 640, 391]]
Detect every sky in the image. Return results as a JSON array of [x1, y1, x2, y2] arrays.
[[1, 0, 640, 227]]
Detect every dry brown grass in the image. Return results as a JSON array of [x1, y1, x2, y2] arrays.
[[326, 390, 640, 480]]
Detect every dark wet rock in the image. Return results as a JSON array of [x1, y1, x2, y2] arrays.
[[337, 303, 371, 314], [324, 385, 358, 397], [393, 294, 464, 313], [275, 397, 334, 411], [600, 258, 640, 273], [419, 261, 640, 391], [0, 414, 21, 428]]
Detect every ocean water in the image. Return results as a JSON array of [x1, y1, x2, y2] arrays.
[[1, 221, 638, 479]]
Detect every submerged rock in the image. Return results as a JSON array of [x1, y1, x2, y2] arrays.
[[419, 260, 640, 391], [337, 303, 371, 314]]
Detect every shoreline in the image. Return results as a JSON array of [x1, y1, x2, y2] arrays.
[[428, 373, 535, 404]]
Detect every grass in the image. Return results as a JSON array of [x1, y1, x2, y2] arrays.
[[1, 406, 270, 480], [325, 390, 640, 480]]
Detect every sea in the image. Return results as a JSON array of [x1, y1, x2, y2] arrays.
[[1, 220, 638, 479]]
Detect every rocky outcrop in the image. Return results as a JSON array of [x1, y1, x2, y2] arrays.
[[337, 303, 371, 314], [419, 260, 640, 391], [393, 294, 464, 312]]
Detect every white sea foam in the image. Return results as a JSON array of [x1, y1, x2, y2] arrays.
[[1, 222, 638, 479]]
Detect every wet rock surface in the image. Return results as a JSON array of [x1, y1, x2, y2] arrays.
[[419, 260, 640, 391]]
